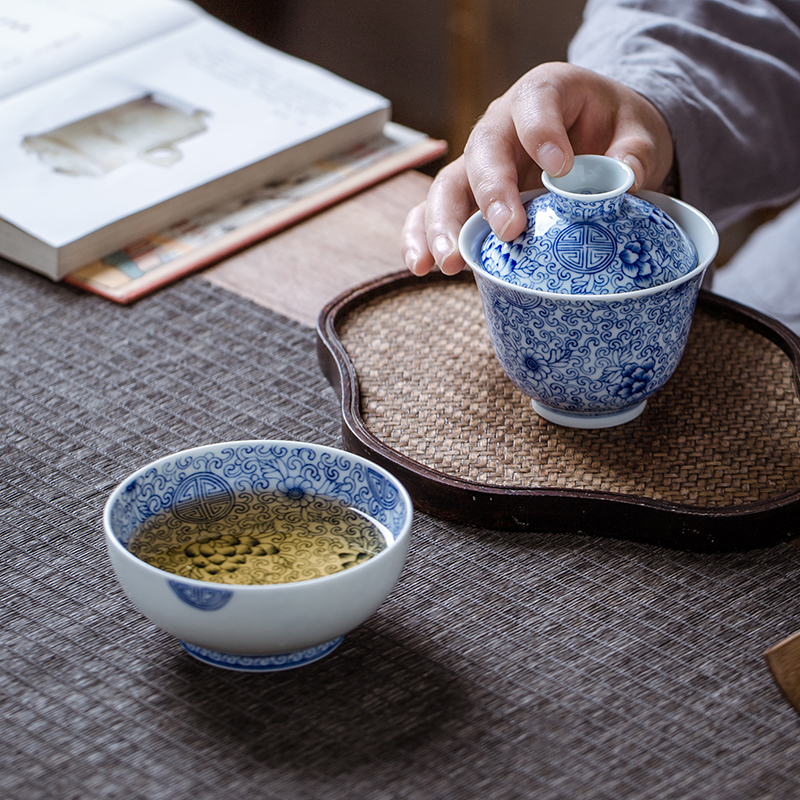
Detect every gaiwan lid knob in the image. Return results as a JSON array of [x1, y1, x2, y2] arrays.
[[480, 155, 697, 295]]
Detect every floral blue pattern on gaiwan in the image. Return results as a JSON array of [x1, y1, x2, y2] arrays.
[[480, 155, 697, 295]]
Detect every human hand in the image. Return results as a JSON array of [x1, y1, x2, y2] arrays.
[[401, 62, 675, 276]]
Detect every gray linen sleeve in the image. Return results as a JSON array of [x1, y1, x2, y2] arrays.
[[568, 0, 800, 229]]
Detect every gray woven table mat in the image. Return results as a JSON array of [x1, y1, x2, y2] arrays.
[[2, 261, 800, 800]]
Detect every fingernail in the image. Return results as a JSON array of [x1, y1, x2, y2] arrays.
[[486, 201, 513, 239], [538, 142, 568, 176], [404, 248, 420, 274], [431, 234, 455, 266]]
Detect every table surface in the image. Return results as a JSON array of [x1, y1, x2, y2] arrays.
[[4, 169, 800, 800], [194, 168, 800, 763], [203, 170, 432, 326]]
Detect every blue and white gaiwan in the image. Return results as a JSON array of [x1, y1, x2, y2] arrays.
[[459, 155, 719, 429]]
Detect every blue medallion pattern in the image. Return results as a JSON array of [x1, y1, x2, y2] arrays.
[[480, 191, 697, 295], [167, 580, 233, 610], [172, 472, 235, 523], [553, 222, 617, 273]]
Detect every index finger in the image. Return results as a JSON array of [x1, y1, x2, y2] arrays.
[[464, 74, 576, 240]]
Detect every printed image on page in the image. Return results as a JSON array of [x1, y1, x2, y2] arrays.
[[23, 93, 209, 176], [0, 15, 389, 248]]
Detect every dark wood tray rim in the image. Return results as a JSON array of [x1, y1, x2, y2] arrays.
[[317, 269, 800, 552]]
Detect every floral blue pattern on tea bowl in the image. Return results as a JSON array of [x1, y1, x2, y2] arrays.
[[104, 440, 413, 671], [459, 188, 719, 429]]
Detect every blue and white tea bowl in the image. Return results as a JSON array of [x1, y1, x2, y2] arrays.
[[104, 440, 413, 671], [459, 190, 719, 428]]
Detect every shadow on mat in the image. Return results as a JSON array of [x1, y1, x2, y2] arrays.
[[162, 620, 472, 776]]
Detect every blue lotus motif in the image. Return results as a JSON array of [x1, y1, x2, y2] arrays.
[[276, 475, 316, 505], [612, 359, 656, 398], [620, 240, 653, 285], [484, 239, 524, 279], [519, 347, 572, 382]]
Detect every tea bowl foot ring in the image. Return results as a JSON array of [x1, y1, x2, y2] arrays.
[[531, 399, 647, 430], [180, 636, 345, 672]]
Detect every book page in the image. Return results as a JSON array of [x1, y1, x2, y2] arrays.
[[0, 15, 389, 248], [0, 0, 199, 100], [65, 124, 445, 302]]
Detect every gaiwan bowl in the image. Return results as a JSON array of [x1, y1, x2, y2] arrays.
[[104, 440, 413, 672], [459, 161, 719, 429]]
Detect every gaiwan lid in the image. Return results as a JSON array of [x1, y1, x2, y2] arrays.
[[480, 155, 697, 295]]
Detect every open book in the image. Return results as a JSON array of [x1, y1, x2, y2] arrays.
[[0, 0, 392, 279], [65, 122, 446, 303]]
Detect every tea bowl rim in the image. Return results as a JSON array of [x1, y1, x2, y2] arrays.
[[103, 438, 414, 594], [459, 188, 719, 302]]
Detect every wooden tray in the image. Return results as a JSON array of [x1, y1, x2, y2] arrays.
[[317, 270, 800, 551]]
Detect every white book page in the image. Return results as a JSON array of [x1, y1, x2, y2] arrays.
[[0, 16, 389, 247], [0, 0, 200, 100]]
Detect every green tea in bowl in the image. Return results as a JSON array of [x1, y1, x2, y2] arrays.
[[130, 492, 390, 585]]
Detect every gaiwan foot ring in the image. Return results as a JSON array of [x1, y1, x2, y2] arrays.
[[180, 636, 344, 672], [531, 399, 647, 430]]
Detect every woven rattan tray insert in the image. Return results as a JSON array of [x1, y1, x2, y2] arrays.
[[317, 270, 800, 551]]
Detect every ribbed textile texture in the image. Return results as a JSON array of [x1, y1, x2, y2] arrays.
[[2, 262, 800, 800]]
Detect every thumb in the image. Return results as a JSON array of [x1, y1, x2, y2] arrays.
[[605, 135, 668, 193], [603, 98, 675, 192], [604, 133, 653, 191]]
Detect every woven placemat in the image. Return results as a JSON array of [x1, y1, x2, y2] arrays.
[[5, 260, 800, 799], [318, 271, 800, 548], [338, 278, 800, 506]]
